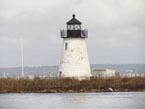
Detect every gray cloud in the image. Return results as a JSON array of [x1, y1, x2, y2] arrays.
[[0, 0, 145, 67]]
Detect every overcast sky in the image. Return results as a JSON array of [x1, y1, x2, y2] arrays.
[[0, 0, 145, 67]]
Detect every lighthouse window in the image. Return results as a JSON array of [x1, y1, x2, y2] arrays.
[[65, 43, 68, 50]]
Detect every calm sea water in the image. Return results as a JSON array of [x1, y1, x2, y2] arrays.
[[0, 92, 145, 109]]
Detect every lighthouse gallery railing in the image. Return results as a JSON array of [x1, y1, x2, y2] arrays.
[[60, 29, 88, 38]]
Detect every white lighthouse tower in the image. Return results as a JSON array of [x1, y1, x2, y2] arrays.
[[59, 14, 91, 78]]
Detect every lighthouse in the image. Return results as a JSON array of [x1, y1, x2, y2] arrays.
[[59, 14, 91, 78]]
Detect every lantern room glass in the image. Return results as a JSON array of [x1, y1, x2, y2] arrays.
[[67, 24, 81, 30]]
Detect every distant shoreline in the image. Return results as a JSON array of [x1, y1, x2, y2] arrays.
[[1, 64, 145, 78], [1, 63, 145, 68]]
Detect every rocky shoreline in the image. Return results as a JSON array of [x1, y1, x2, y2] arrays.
[[1, 88, 145, 93], [0, 77, 145, 93], [38, 88, 145, 93]]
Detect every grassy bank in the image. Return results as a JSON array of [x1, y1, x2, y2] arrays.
[[0, 77, 145, 93]]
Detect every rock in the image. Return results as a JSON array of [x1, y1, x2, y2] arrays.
[[41, 90, 57, 93], [1, 90, 8, 93], [49, 90, 57, 93], [105, 88, 114, 92], [68, 90, 74, 93], [124, 89, 129, 92], [114, 89, 120, 92], [90, 89, 101, 92], [79, 90, 86, 92], [20, 91, 24, 93], [41, 90, 48, 93], [57, 90, 65, 93]]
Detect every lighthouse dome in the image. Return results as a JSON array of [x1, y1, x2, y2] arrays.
[[66, 14, 82, 25]]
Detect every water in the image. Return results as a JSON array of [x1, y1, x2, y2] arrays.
[[0, 92, 145, 109]]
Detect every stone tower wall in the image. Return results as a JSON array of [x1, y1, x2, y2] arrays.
[[59, 38, 91, 77]]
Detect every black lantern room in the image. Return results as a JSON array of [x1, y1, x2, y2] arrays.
[[60, 14, 88, 38]]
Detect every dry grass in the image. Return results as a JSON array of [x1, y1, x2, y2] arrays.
[[0, 76, 145, 93]]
